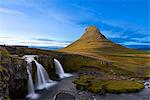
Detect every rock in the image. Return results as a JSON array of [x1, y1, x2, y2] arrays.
[[54, 92, 75, 100], [120, 76, 126, 80], [37, 55, 58, 80], [0, 52, 28, 99], [0, 66, 10, 99], [100, 85, 107, 95], [7, 56, 27, 98]]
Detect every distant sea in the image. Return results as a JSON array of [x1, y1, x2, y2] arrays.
[[29, 46, 63, 50], [126, 45, 150, 52], [29, 45, 150, 52]]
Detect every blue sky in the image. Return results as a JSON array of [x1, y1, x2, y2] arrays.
[[0, 0, 149, 47]]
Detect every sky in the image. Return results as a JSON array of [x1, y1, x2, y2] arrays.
[[0, 0, 149, 48]]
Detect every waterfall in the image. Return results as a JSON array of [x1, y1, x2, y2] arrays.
[[23, 55, 57, 99], [34, 59, 53, 90], [26, 58, 38, 99], [54, 58, 65, 77], [54, 58, 72, 78]]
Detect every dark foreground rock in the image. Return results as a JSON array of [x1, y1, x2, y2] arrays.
[[0, 66, 10, 100], [0, 48, 28, 99], [54, 92, 75, 100]]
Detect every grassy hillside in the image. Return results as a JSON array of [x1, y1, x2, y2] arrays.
[[2, 46, 138, 77], [58, 26, 149, 93], [59, 26, 150, 78]]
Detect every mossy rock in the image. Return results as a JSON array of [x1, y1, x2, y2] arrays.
[[0, 66, 9, 81], [0, 66, 7, 72], [0, 48, 10, 57], [74, 75, 144, 94], [88, 81, 105, 93], [106, 80, 144, 93], [74, 75, 93, 90], [2, 96, 10, 100]]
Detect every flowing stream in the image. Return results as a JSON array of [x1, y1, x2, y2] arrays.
[[28, 74, 150, 100], [23, 56, 150, 100]]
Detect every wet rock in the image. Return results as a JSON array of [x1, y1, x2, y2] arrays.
[[54, 92, 75, 100], [37, 55, 57, 80]]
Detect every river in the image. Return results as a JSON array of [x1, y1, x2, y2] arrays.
[[29, 74, 150, 100]]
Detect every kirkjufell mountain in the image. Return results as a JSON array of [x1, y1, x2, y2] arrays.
[[60, 26, 133, 53]]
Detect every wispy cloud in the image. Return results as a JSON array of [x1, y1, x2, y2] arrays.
[[123, 41, 150, 46], [0, 36, 11, 39], [0, 0, 149, 48], [0, 37, 71, 47], [0, 7, 24, 15], [101, 30, 124, 38], [35, 38, 72, 43], [19, 39, 71, 47], [93, 18, 150, 46], [36, 38, 54, 42]]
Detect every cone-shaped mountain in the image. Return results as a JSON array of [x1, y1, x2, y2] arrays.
[[59, 26, 132, 53], [80, 26, 107, 41]]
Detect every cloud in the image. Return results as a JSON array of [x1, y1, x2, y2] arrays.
[[18, 40, 71, 47], [0, 7, 24, 15], [101, 30, 123, 38], [0, 37, 71, 47], [131, 37, 150, 43], [71, 4, 95, 13], [35, 38, 72, 43], [91, 18, 150, 47], [0, 37, 11, 39], [0, 0, 149, 48], [36, 38, 54, 42], [123, 41, 150, 46]]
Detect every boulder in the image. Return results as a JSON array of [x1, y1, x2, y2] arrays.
[[54, 92, 75, 100]]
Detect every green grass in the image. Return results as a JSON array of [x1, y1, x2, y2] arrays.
[[5, 47, 148, 78], [88, 81, 104, 93], [106, 80, 144, 93], [74, 75, 144, 93], [62, 54, 135, 77], [0, 65, 9, 81], [0, 65, 7, 72], [2, 46, 149, 79], [143, 69, 150, 79], [74, 75, 94, 84], [0, 48, 10, 57]]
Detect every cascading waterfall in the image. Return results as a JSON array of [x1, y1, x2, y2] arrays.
[[25, 58, 38, 99], [34, 59, 54, 90], [54, 58, 72, 78], [54, 59, 65, 77], [23, 55, 57, 99]]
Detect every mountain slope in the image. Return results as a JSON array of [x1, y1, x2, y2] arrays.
[[59, 26, 150, 77], [59, 26, 133, 54]]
